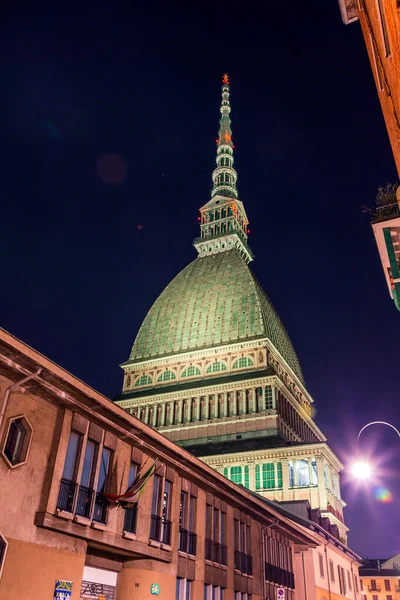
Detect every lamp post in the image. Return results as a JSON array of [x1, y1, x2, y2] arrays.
[[351, 421, 400, 480]]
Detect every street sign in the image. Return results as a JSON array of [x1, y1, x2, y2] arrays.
[[277, 587, 285, 600]]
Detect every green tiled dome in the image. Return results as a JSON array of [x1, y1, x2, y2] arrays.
[[130, 249, 303, 382]]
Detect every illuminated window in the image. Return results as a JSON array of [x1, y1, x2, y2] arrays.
[[181, 366, 201, 378], [232, 357, 254, 369], [296, 460, 310, 486], [135, 375, 153, 387], [262, 463, 275, 489], [265, 385, 273, 410], [230, 466, 242, 485], [157, 370, 177, 382], [206, 361, 227, 374], [2, 416, 32, 468]]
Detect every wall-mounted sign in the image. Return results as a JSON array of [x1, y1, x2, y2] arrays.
[[150, 583, 161, 595], [277, 587, 285, 600], [54, 580, 72, 600], [81, 580, 115, 600]]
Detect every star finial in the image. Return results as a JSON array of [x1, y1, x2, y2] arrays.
[[222, 73, 229, 85]]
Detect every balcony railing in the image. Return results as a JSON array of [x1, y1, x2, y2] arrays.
[[235, 551, 253, 575], [205, 539, 227, 566], [368, 586, 381, 592], [75, 485, 94, 518], [265, 562, 295, 589], [57, 478, 77, 513], [179, 528, 197, 555], [92, 493, 108, 524], [149, 515, 172, 545], [373, 202, 400, 222], [123, 505, 137, 534]]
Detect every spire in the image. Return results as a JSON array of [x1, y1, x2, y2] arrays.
[[211, 74, 238, 199], [193, 76, 253, 264]]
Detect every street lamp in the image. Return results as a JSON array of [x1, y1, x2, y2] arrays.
[[351, 421, 400, 481]]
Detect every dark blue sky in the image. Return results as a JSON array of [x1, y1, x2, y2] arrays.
[[1, 1, 399, 557]]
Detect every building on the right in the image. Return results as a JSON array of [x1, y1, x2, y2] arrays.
[[359, 555, 400, 600], [338, 0, 400, 310]]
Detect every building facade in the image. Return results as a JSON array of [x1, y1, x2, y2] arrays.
[[337, 0, 400, 310], [359, 557, 400, 600], [115, 76, 348, 543]]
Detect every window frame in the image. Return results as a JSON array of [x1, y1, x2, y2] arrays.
[[1, 414, 33, 469], [0, 534, 8, 581]]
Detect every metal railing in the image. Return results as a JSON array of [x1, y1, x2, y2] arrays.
[[92, 493, 108, 524], [368, 586, 381, 592], [373, 202, 400, 222], [75, 485, 94, 518], [179, 528, 197, 555], [205, 539, 227, 565], [56, 478, 77, 513], [235, 551, 253, 575], [123, 505, 138, 534], [149, 515, 171, 545], [265, 562, 295, 589]]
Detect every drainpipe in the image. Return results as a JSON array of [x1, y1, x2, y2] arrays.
[[324, 542, 332, 600], [0, 367, 42, 431]]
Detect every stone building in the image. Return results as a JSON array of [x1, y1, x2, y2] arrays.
[[337, 0, 400, 310], [115, 76, 348, 544], [359, 556, 400, 600]]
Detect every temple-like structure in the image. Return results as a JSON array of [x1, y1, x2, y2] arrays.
[[114, 76, 348, 544]]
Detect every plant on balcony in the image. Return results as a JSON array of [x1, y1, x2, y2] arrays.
[[376, 183, 399, 207]]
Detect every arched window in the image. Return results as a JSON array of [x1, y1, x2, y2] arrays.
[[206, 361, 227, 374], [244, 465, 250, 489], [181, 366, 201, 378], [157, 370, 177, 383], [262, 463, 275, 489], [134, 375, 153, 387], [230, 466, 242, 485], [232, 357, 254, 369]]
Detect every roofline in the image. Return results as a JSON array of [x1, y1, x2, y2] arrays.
[[0, 327, 317, 548]]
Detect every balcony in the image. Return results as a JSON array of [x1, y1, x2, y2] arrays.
[[368, 586, 381, 592], [234, 551, 253, 575], [372, 201, 400, 223], [123, 505, 137, 534], [56, 478, 77, 513], [75, 485, 94, 519], [92, 493, 108, 524], [265, 562, 295, 589], [205, 539, 227, 566], [149, 515, 171, 545], [178, 528, 197, 555]]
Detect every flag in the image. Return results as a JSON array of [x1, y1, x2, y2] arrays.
[[102, 459, 158, 509]]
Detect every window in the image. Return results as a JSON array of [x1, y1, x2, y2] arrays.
[[329, 560, 335, 582], [371, 580, 378, 591], [296, 459, 310, 486], [57, 431, 82, 512], [354, 576, 359, 593], [232, 357, 254, 369], [134, 374, 152, 386], [234, 519, 252, 575], [323, 464, 330, 489], [204, 585, 225, 600], [235, 593, 252, 600], [124, 463, 138, 534], [338, 566, 347, 596], [347, 570, 352, 591], [263, 463, 275, 489], [176, 578, 192, 600], [319, 553, 324, 578], [157, 370, 176, 382], [2, 416, 32, 468], [231, 466, 242, 485], [205, 504, 227, 565], [150, 475, 172, 544], [179, 491, 197, 555], [206, 361, 227, 374], [376, 0, 391, 57], [0, 535, 7, 579], [387, 595, 393, 600], [385, 581, 391, 591], [93, 448, 111, 523], [372, 595, 378, 600], [310, 459, 318, 485], [264, 533, 294, 588], [76, 439, 98, 518], [265, 385, 273, 409], [360, 579, 364, 591], [181, 366, 201, 378]]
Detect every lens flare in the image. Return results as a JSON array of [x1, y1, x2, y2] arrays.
[[374, 487, 393, 503], [351, 461, 372, 480]]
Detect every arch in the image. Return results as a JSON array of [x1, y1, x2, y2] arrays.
[[232, 356, 254, 369], [181, 365, 201, 378], [134, 375, 153, 387], [157, 370, 177, 383], [206, 361, 227, 374]]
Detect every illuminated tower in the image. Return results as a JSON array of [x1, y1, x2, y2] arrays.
[[114, 76, 348, 543]]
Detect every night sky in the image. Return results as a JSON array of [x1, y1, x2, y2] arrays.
[[1, 2, 399, 557]]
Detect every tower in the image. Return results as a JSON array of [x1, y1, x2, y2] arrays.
[[114, 76, 348, 543]]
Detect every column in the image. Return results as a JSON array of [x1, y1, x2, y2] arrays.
[[161, 403, 166, 426], [247, 462, 255, 490], [223, 392, 228, 417], [242, 389, 247, 414], [271, 387, 276, 410], [152, 405, 158, 427], [316, 456, 327, 509], [195, 397, 201, 421], [232, 392, 237, 416], [205, 395, 210, 420], [187, 398, 192, 423], [281, 459, 290, 500], [178, 400, 183, 424], [144, 405, 149, 424], [250, 388, 256, 413]]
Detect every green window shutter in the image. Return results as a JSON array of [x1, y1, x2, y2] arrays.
[[231, 466, 242, 485], [277, 462, 283, 488], [224, 467, 228, 478], [263, 463, 275, 489], [255, 465, 260, 490], [244, 466, 249, 489]]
